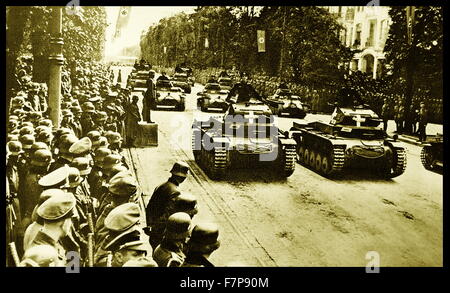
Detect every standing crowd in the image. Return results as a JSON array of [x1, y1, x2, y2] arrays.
[[6, 57, 221, 267]]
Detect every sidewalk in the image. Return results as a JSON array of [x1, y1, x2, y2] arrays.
[[385, 120, 443, 146]]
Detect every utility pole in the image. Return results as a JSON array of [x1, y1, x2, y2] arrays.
[[279, 6, 287, 80], [48, 7, 64, 128], [403, 6, 416, 134]]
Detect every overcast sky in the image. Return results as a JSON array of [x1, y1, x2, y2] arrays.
[[105, 6, 196, 57]]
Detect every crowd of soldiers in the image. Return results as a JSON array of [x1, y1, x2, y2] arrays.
[[6, 58, 221, 267]]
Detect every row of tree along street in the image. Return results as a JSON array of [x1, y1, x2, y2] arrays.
[[140, 6, 443, 126]]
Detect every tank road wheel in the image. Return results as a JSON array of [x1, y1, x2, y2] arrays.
[[304, 148, 311, 167], [309, 150, 316, 168], [192, 131, 201, 163], [208, 146, 228, 180], [420, 146, 434, 170], [315, 153, 323, 172], [297, 146, 305, 164], [281, 146, 296, 177], [321, 146, 345, 177], [386, 147, 407, 178]]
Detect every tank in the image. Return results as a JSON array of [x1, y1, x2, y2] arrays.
[[130, 70, 151, 92], [290, 104, 407, 178], [192, 101, 297, 179], [197, 83, 229, 112], [151, 79, 185, 111], [420, 134, 443, 171], [265, 88, 309, 119]]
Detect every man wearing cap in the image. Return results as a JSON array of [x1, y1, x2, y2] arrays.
[[226, 72, 262, 104], [94, 202, 144, 266], [183, 223, 220, 267], [49, 134, 78, 172], [27, 191, 76, 266], [418, 101, 428, 142], [145, 161, 189, 248], [19, 244, 59, 267], [143, 77, 155, 123], [18, 149, 53, 231], [153, 212, 192, 267], [80, 102, 96, 136], [125, 96, 141, 147], [95, 172, 139, 238]]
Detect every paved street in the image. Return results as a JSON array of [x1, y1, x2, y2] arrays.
[[115, 66, 443, 267]]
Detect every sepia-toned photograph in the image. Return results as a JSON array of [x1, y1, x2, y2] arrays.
[[5, 5, 443, 271]]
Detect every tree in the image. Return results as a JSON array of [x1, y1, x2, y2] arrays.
[[384, 6, 443, 127]]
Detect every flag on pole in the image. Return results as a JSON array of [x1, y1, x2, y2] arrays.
[[257, 30, 266, 52], [114, 6, 132, 40], [205, 37, 209, 48], [406, 6, 415, 45]]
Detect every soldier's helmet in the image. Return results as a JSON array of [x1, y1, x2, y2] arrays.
[[19, 125, 35, 136], [67, 167, 83, 188], [19, 245, 59, 267], [104, 202, 141, 232], [58, 134, 79, 156], [30, 142, 50, 153], [30, 149, 52, 167], [95, 111, 108, 122], [102, 153, 123, 170], [70, 157, 92, 176], [7, 134, 19, 142], [97, 136, 109, 148], [173, 192, 198, 217], [108, 173, 138, 197], [108, 165, 128, 179], [20, 134, 35, 150], [36, 130, 53, 145], [7, 141, 22, 156], [165, 212, 192, 240], [94, 147, 112, 168], [188, 223, 221, 253], [81, 101, 96, 113], [35, 125, 50, 135], [68, 137, 92, 156], [8, 119, 19, 130], [170, 161, 189, 177], [87, 130, 101, 142]]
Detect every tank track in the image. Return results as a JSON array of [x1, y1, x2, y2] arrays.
[[282, 146, 296, 177], [420, 146, 432, 170], [327, 146, 345, 175], [387, 147, 407, 178], [192, 130, 200, 162], [208, 146, 228, 179]]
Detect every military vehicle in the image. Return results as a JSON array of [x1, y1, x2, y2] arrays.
[[175, 65, 195, 86], [171, 72, 192, 93], [192, 101, 297, 179], [151, 79, 185, 111], [290, 103, 407, 178], [129, 70, 151, 92], [218, 76, 233, 91], [420, 133, 443, 171], [265, 88, 309, 119], [197, 83, 229, 112]]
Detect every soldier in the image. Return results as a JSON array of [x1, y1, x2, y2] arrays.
[[143, 78, 155, 123], [23, 188, 61, 251], [418, 101, 428, 142], [226, 72, 262, 104], [125, 96, 141, 147], [27, 191, 76, 266], [80, 102, 96, 136], [95, 172, 139, 238], [145, 161, 189, 248], [207, 75, 218, 84], [381, 98, 391, 132], [89, 147, 111, 199], [153, 212, 192, 267], [157, 71, 169, 81], [18, 149, 53, 232], [122, 256, 158, 267], [49, 134, 78, 172], [94, 202, 143, 266], [183, 223, 221, 267]]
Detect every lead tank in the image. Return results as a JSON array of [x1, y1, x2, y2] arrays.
[[192, 101, 297, 179], [290, 103, 407, 178]]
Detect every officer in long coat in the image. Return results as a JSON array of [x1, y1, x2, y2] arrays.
[[143, 78, 155, 123], [226, 72, 262, 104]]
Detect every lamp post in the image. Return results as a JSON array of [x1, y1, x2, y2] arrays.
[[48, 7, 64, 128]]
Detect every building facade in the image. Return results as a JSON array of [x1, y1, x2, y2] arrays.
[[324, 6, 392, 79]]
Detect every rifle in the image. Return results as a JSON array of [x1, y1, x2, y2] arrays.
[[9, 242, 20, 267], [106, 252, 113, 267], [87, 233, 94, 267]]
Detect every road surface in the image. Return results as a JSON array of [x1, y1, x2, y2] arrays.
[[113, 66, 443, 267]]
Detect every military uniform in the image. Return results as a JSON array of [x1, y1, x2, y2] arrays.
[[226, 82, 262, 103]]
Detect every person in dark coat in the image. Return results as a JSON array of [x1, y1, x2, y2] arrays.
[[125, 96, 141, 147], [145, 162, 189, 249], [226, 72, 262, 103], [143, 78, 155, 123]]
